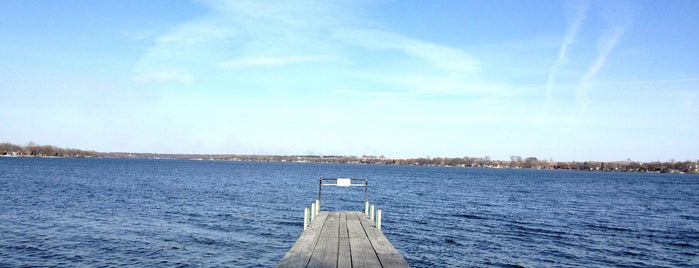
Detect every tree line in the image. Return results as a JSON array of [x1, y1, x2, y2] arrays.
[[1, 142, 98, 157], [2, 142, 697, 174], [382, 155, 698, 174], [100, 153, 698, 174]]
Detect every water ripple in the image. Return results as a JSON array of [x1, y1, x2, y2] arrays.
[[1, 158, 698, 267]]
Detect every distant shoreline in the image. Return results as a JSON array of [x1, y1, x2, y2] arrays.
[[2, 142, 698, 174]]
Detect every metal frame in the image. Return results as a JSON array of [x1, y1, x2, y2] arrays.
[[318, 178, 368, 211]]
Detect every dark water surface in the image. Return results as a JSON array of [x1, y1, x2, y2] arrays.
[[1, 158, 697, 267]]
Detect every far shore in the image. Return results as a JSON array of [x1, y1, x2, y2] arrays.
[[3, 143, 697, 174]]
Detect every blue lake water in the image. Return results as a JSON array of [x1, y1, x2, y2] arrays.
[[1, 158, 698, 267]]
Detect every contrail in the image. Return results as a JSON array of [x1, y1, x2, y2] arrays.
[[574, 1, 637, 116], [575, 25, 626, 113], [545, 0, 590, 108]]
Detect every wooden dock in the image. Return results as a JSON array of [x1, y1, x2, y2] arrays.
[[278, 211, 410, 268]]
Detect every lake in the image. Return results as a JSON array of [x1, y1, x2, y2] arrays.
[[1, 158, 697, 267]]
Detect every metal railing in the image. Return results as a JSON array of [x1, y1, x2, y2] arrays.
[[303, 178, 382, 230], [319, 177, 368, 210]]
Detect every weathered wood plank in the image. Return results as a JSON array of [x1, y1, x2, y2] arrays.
[[277, 212, 329, 268], [359, 215, 410, 268], [337, 212, 352, 268], [307, 212, 340, 268], [279, 211, 409, 268], [347, 213, 382, 267], [339, 212, 349, 238]]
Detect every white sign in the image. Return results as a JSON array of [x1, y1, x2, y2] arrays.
[[337, 178, 351, 187]]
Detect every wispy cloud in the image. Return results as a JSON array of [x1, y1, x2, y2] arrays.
[[133, 1, 507, 100], [538, 77, 699, 89], [545, 0, 590, 108], [330, 88, 407, 98], [132, 71, 193, 83], [572, 1, 638, 114], [332, 28, 495, 98], [575, 25, 626, 112], [157, 23, 233, 44], [334, 28, 480, 74], [216, 55, 325, 69], [120, 29, 156, 41], [132, 1, 359, 84], [132, 19, 236, 81]]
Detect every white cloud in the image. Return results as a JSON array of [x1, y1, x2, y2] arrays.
[[216, 55, 325, 69], [330, 88, 407, 98], [334, 28, 480, 74], [132, 1, 360, 83], [157, 23, 233, 44], [329, 28, 503, 98], [132, 1, 495, 99], [132, 71, 193, 83]]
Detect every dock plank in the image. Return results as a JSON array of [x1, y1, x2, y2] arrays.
[[359, 216, 411, 267], [346, 213, 382, 267], [337, 212, 352, 268], [307, 213, 340, 268], [278, 211, 409, 268], [277, 212, 329, 268]]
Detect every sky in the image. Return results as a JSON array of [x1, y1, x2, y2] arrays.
[[1, 0, 698, 162]]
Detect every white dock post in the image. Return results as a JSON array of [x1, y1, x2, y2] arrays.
[[311, 202, 316, 221], [304, 207, 309, 230], [364, 201, 369, 215], [376, 210, 382, 229], [315, 199, 320, 213], [370, 204, 375, 221]]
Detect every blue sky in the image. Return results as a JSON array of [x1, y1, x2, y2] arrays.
[[1, 0, 698, 162]]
